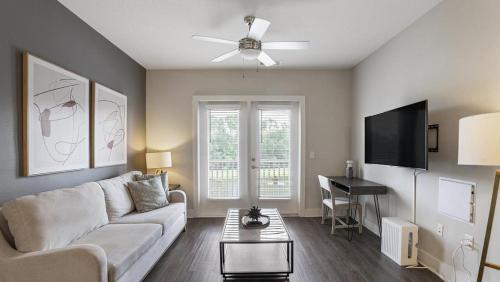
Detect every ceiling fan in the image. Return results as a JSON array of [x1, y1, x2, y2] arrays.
[[192, 16, 309, 67]]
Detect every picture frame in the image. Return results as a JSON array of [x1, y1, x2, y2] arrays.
[[91, 82, 127, 167], [23, 52, 90, 176]]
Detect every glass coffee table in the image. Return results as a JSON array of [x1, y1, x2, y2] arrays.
[[219, 208, 293, 279]]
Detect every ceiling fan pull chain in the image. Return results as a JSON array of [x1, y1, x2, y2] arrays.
[[242, 58, 246, 79]]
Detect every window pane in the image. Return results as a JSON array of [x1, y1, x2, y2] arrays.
[[208, 109, 240, 199], [258, 109, 291, 199]]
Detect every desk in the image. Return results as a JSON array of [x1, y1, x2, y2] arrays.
[[327, 176, 387, 236]]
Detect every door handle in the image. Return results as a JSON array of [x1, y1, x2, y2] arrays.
[[251, 165, 260, 169]]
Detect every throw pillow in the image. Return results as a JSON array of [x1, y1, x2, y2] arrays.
[[98, 172, 140, 220], [128, 177, 168, 213], [136, 172, 169, 198]]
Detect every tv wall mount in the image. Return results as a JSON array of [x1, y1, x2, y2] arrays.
[[428, 124, 439, 152]]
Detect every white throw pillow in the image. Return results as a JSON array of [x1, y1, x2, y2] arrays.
[[98, 171, 142, 220], [2, 182, 108, 252]]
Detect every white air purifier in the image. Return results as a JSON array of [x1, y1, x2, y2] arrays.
[[381, 217, 418, 266]]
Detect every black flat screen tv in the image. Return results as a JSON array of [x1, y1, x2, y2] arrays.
[[365, 100, 428, 170]]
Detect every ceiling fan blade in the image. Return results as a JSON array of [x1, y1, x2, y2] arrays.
[[262, 41, 310, 50], [212, 49, 240, 62], [192, 35, 238, 45], [248, 18, 270, 40], [257, 52, 276, 67]]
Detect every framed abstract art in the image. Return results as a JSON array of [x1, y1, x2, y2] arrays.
[[91, 82, 127, 167], [23, 52, 90, 176]]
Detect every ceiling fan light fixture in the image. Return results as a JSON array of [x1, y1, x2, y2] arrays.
[[240, 48, 261, 60], [238, 37, 261, 60]]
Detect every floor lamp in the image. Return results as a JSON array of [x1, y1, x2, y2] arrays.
[[458, 113, 500, 282]]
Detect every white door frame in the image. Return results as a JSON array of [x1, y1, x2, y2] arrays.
[[192, 95, 306, 217]]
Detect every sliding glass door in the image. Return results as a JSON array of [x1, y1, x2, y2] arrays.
[[198, 101, 299, 215]]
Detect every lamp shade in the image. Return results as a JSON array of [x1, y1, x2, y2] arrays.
[[458, 112, 500, 166], [146, 152, 172, 169]]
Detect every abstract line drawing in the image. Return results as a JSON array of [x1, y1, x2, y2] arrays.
[[23, 52, 90, 176], [92, 83, 127, 167]]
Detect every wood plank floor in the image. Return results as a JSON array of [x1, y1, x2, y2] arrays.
[[144, 218, 441, 282]]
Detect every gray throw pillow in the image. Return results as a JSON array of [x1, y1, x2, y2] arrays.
[[136, 173, 169, 198], [127, 177, 168, 213]]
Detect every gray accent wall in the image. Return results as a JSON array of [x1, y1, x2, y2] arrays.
[[0, 0, 146, 204]]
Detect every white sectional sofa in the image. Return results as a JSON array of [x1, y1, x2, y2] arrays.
[[0, 171, 187, 282]]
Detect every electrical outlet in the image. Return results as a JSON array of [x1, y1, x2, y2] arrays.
[[464, 234, 474, 250], [309, 152, 315, 159], [437, 223, 444, 236]]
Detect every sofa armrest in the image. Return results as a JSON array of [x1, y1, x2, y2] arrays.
[[2, 244, 107, 282], [169, 190, 187, 224], [169, 190, 187, 204]]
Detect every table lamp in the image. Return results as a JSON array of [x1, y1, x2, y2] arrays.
[[146, 152, 172, 175], [458, 112, 500, 281]]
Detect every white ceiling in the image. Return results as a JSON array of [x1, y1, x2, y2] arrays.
[[58, 0, 442, 70]]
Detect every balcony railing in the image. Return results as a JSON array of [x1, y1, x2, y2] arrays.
[[208, 160, 239, 199], [208, 160, 290, 199], [258, 160, 290, 199]]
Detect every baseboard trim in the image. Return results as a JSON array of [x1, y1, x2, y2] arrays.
[[301, 208, 322, 217], [362, 219, 381, 237], [189, 208, 365, 218], [418, 249, 446, 281], [191, 209, 313, 218]]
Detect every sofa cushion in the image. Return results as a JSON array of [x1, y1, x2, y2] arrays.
[[2, 182, 108, 252], [128, 177, 168, 213], [98, 171, 142, 220], [110, 203, 185, 235], [71, 223, 162, 281]]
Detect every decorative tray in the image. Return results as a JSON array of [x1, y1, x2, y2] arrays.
[[241, 215, 270, 229]]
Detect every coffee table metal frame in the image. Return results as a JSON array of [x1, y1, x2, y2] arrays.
[[219, 208, 294, 279]]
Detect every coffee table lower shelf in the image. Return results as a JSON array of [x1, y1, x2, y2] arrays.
[[220, 242, 293, 279]]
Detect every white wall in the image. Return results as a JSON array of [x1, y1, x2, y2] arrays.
[[147, 70, 352, 215], [352, 0, 500, 281]]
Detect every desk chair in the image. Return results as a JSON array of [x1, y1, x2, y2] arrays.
[[318, 175, 362, 235]]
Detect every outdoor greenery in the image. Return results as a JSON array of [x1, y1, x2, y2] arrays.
[[208, 110, 290, 162], [208, 110, 239, 161]]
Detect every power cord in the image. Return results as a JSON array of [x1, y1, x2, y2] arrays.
[[412, 169, 427, 223], [404, 169, 429, 270], [452, 239, 474, 282]]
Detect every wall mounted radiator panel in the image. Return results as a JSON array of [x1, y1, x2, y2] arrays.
[[381, 217, 418, 266]]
